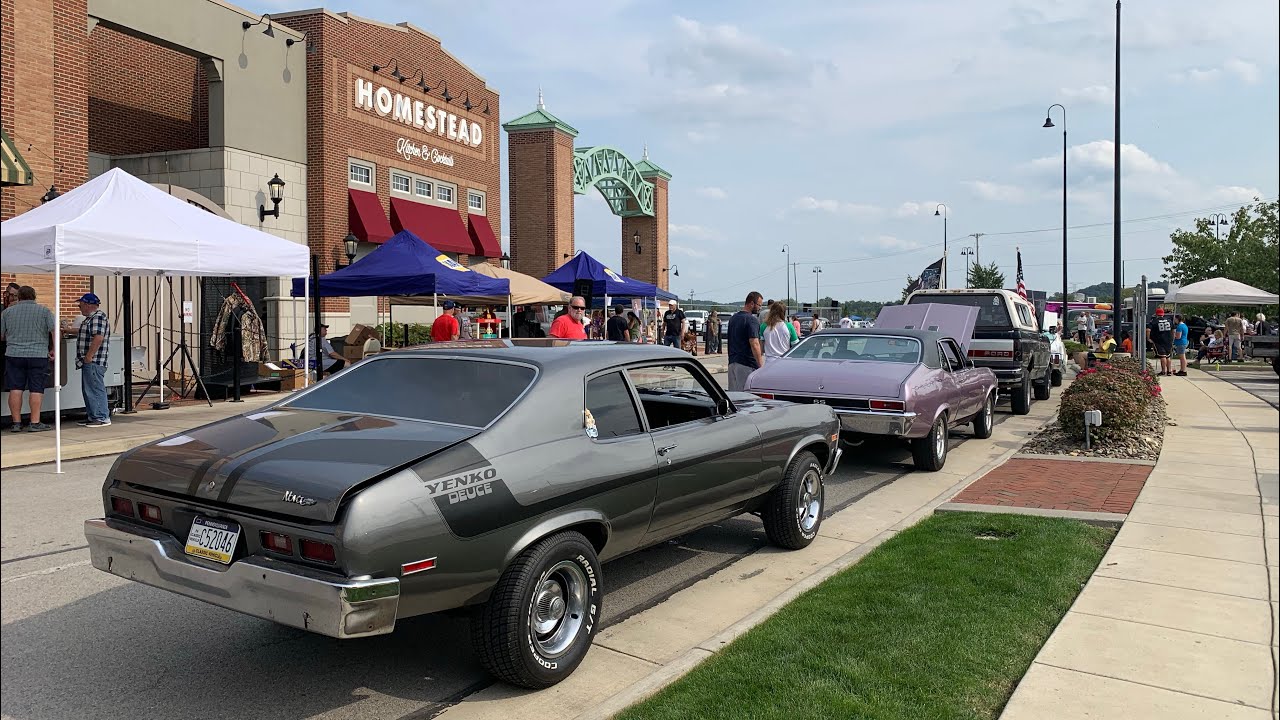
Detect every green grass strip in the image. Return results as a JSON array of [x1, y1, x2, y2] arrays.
[[615, 512, 1113, 720]]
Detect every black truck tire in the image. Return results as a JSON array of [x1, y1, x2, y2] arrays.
[[1033, 365, 1052, 400], [1010, 374, 1032, 415]]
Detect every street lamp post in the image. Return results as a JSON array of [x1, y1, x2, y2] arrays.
[[1044, 104, 1068, 314], [960, 247, 975, 287], [934, 204, 948, 289], [781, 244, 791, 314], [1112, 0, 1123, 329], [1208, 212, 1230, 275], [812, 266, 823, 307]]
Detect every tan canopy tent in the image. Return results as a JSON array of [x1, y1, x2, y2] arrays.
[[391, 262, 569, 306]]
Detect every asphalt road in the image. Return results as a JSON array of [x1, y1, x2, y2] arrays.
[[1204, 366, 1280, 409], [1, 414, 1012, 720]]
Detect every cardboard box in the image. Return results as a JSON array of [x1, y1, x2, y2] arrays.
[[345, 324, 378, 346], [256, 363, 307, 392], [342, 345, 365, 363]]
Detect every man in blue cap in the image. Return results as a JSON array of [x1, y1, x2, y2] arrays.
[[74, 293, 112, 427]]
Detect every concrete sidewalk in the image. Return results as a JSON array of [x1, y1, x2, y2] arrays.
[[1001, 367, 1280, 719]]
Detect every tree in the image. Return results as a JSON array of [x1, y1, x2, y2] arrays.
[[901, 275, 917, 301], [1163, 199, 1279, 298], [967, 261, 1006, 289]]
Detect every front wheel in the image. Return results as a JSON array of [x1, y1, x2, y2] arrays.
[[911, 417, 948, 471], [472, 532, 602, 688], [972, 392, 995, 439], [763, 451, 824, 549]]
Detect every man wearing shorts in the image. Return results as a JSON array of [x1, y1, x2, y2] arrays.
[[1172, 313, 1189, 376], [1147, 307, 1174, 377], [0, 286, 58, 432]]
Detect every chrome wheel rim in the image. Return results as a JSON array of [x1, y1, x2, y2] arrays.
[[530, 560, 588, 658], [796, 468, 823, 532], [984, 395, 993, 425], [934, 422, 945, 458]]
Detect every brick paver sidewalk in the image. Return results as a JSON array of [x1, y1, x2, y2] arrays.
[[951, 457, 1152, 514]]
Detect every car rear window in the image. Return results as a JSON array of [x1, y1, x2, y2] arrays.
[[911, 294, 1011, 327], [284, 357, 535, 427], [789, 335, 921, 363]]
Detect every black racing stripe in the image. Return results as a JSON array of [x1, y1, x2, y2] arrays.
[[433, 466, 659, 538]]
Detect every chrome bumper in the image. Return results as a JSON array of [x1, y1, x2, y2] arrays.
[[824, 447, 843, 476], [834, 409, 918, 437], [991, 367, 1025, 386], [84, 518, 399, 639]]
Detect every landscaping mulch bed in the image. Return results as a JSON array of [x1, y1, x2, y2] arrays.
[[1022, 397, 1167, 462]]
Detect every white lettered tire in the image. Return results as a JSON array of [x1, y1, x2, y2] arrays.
[[472, 532, 602, 688]]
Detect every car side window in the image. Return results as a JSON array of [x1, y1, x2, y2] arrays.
[[1015, 304, 1033, 328], [626, 364, 722, 430], [585, 371, 644, 438], [940, 340, 965, 370]]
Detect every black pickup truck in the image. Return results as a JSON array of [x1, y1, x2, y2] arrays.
[[906, 289, 1052, 415]]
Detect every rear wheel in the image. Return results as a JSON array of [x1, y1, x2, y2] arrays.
[[1010, 374, 1032, 415], [972, 392, 995, 439], [763, 451, 824, 549], [1051, 367, 1063, 386], [472, 532, 602, 688], [1033, 365, 1052, 400], [911, 417, 948, 471]]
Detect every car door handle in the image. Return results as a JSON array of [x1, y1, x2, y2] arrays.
[[657, 444, 678, 456]]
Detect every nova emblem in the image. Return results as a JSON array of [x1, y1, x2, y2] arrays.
[[282, 490, 317, 506]]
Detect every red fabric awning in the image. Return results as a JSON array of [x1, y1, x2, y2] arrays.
[[389, 198, 473, 255], [348, 188, 394, 243], [467, 214, 501, 258]]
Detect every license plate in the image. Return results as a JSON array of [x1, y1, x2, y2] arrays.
[[184, 516, 241, 565]]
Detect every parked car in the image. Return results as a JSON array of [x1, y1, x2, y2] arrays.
[[83, 341, 840, 688], [1040, 310, 1067, 386], [745, 304, 997, 471], [682, 309, 707, 334], [906, 288, 1051, 415]]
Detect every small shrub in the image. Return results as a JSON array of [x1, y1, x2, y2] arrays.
[[1062, 340, 1087, 355], [1058, 361, 1160, 441], [374, 322, 431, 346]]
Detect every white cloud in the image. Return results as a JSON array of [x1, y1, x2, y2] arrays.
[[696, 186, 728, 200], [670, 244, 710, 259], [963, 180, 1028, 203], [668, 223, 719, 240], [1224, 58, 1260, 84], [1059, 85, 1112, 105], [893, 201, 942, 218], [790, 196, 882, 218], [862, 235, 919, 251]]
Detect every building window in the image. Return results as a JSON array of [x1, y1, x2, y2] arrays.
[[436, 184, 454, 205], [467, 190, 485, 213], [391, 172, 411, 194], [348, 160, 373, 187], [415, 178, 432, 198]]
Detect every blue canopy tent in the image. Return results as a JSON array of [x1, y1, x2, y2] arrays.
[[291, 230, 510, 299], [542, 251, 677, 301]]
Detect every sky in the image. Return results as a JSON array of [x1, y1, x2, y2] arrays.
[[255, 0, 1279, 303]]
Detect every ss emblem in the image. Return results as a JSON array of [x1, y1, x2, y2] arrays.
[[813, 399, 826, 405]]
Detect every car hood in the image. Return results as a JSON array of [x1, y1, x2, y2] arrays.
[[746, 358, 918, 399], [875, 303, 979, 353], [112, 408, 479, 522]]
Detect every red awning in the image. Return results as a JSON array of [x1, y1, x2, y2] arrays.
[[467, 214, 501, 258], [348, 188, 394, 243], [389, 198, 473, 255]]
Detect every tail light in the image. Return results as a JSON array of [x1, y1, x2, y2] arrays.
[[300, 539, 337, 563], [260, 531, 293, 555], [138, 503, 162, 524], [754, 392, 774, 399], [869, 399, 905, 411], [110, 496, 134, 517]]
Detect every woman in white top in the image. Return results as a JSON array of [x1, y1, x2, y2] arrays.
[[762, 301, 793, 363]]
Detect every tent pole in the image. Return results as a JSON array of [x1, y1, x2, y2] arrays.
[[303, 267, 310, 388], [312, 254, 322, 382], [154, 276, 169, 410], [121, 276, 134, 413], [507, 295, 512, 339], [54, 261, 62, 474]]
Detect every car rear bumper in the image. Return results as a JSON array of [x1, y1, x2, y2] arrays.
[[990, 367, 1025, 387], [84, 518, 399, 639], [834, 409, 919, 437]]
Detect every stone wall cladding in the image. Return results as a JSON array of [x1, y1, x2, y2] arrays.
[[277, 12, 501, 316], [1, 0, 91, 315], [87, 24, 208, 156]]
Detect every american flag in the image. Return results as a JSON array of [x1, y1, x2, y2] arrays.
[[1015, 246, 1028, 301]]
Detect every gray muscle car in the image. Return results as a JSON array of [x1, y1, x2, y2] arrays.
[[84, 340, 841, 688]]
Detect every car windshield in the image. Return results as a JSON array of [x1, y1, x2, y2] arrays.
[[283, 357, 536, 427], [912, 294, 1011, 328], [788, 334, 921, 363]]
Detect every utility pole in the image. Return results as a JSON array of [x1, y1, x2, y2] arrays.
[[1112, 0, 1123, 327], [968, 233, 984, 266]]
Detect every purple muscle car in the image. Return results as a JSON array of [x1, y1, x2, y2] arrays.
[[745, 304, 997, 471]]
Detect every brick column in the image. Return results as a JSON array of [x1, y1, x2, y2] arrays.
[[622, 165, 670, 291], [504, 101, 579, 280]]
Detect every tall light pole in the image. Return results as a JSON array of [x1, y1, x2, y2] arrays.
[[1112, 0, 1123, 327], [960, 247, 975, 286], [812, 266, 823, 306], [781, 244, 791, 313], [1208, 212, 1230, 274], [934, 204, 948, 289], [1044, 103, 1067, 312]]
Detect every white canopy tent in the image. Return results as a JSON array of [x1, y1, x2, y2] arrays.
[[1, 167, 311, 471], [1166, 277, 1279, 306]]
